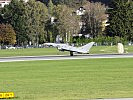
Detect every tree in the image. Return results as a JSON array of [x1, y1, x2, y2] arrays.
[[25, 0, 49, 46], [106, 0, 133, 41], [57, 0, 87, 8], [39, 0, 87, 8], [48, 0, 54, 16], [53, 5, 80, 42], [0, 24, 16, 45], [44, 0, 56, 42], [36, 0, 56, 5], [1, 0, 27, 45], [1, 0, 49, 46], [82, 2, 107, 38]]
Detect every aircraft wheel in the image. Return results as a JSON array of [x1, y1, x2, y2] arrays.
[[70, 51, 73, 56]]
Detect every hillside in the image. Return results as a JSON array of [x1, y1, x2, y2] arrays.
[[37, 0, 111, 5], [90, 0, 111, 5]]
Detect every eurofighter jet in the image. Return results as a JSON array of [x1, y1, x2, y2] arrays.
[[44, 42, 95, 56]]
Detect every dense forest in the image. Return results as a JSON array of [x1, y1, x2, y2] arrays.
[[0, 0, 133, 46]]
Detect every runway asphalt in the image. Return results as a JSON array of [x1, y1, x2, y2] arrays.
[[0, 53, 133, 62]]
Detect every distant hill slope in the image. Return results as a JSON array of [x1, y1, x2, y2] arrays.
[[37, 0, 111, 5]]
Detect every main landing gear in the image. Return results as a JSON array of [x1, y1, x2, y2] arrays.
[[70, 51, 73, 56]]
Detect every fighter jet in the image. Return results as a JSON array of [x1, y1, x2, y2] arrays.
[[44, 42, 95, 56]]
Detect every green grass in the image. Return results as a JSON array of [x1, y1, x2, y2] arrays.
[[0, 45, 133, 57], [90, 46, 118, 54], [90, 45, 133, 54], [0, 58, 133, 100], [0, 48, 68, 57]]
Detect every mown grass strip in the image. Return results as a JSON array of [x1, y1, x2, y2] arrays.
[[0, 58, 133, 100], [0, 45, 133, 57]]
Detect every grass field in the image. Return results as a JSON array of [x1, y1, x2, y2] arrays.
[[0, 48, 68, 57], [0, 45, 133, 57], [0, 58, 133, 100]]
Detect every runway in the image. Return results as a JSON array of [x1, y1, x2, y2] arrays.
[[0, 53, 133, 62]]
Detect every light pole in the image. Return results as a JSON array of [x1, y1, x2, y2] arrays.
[[66, 32, 68, 43]]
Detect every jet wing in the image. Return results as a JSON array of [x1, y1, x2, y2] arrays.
[[44, 42, 95, 56], [44, 43, 64, 47]]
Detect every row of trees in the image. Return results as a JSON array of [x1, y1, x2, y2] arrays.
[[0, 0, 133, 46], [0, 0, 107, 45], [106, 0, 133, 42], [37, 0, 87, 8], [0, 0, 49, 46]]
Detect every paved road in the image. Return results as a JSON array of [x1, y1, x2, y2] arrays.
[[0, 53, 133, 62]]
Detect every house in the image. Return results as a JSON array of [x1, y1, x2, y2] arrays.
[[0, 0, 11, 8], [101, 14, 109, 31], [0, 0, 28, 8], [76, 7, 86, 16]]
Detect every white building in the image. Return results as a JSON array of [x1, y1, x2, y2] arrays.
[[76, 7, 86, 16], [0, 0, 11, 8], [23, 0, 28, 2], [0, 0, 28, 8]]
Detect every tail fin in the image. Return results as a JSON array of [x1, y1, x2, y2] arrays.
[[78, 42, 95, 53]]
